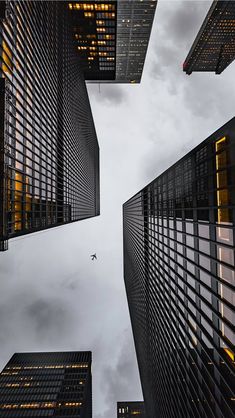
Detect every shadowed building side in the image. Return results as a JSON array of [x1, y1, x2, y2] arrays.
[[67, 0, 158, 83], [183, 1, 235, 75], [0, 351, 92, 418], [123, 117, 235, 418], [0, 1, 100, 251], [115, 0, 157, 83], [68, 1, 117, 81]]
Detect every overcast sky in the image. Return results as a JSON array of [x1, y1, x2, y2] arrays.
[[1, 1, 235, 417]]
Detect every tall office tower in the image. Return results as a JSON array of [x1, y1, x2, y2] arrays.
[[123, 118, 235, 418], [68, 0, 157, 83], [0, 1, 100, 251], [117, 401, 145, 418], [183, 1, 235, 75], [0, 351, 92, 417]]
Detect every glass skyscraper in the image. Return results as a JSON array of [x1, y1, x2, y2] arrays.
[[0, 351, 92, 417], [0, 0, 157, 250], [123, 118, 235, 418], [115, 0, 157, 83], [0, 1, 100, 251], [68, 0, 157, 83], [183, 1, 235, 75]]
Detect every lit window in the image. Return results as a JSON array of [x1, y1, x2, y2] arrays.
[[215, 137, 229, 223], [84, 12, 94, 18], [2, 40, 13, 74]]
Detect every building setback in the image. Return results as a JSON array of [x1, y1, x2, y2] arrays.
[[0, 351, 92, 417], [117, 401, 145, 418], [123, 118, 235, 418], [0, 1, 100, 251], [68, 0, 157, 83], [183, 1, 235, 75]]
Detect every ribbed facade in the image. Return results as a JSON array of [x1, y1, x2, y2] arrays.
[[117, 401, 145, 418], [116, 0, 157, 83], [184, 1, 235, 75], [68, 1, 117, 81], [68, 0, 157, 84], [0, 351, 92, 418], [123, 118, 235, 418], [0, 1, 100, 251]]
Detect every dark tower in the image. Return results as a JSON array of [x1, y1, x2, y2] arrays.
[[67, 0, 157, 83], [183, 1, 235, 75], [123, 118, 235, 418], [0, 1, 100, 251], [0, 351, 92, 418]]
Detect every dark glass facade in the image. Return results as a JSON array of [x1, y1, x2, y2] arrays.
[[67, 0, 157, 84], [0, 351, 92, 417], [117, 401, 145, 418], [68, 1, 117, 81], [0, 1, 100, 251], [116, 0, 157, 83], [183, 1, 235, 75], [123, 118, 235, 418]]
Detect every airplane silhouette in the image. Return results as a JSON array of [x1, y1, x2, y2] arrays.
[[90, 253, 97, 260]]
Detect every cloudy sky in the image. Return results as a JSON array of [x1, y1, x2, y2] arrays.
[[1, 1, 235, 417]]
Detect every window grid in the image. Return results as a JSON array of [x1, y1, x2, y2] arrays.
[[123, 121, 235, 418]]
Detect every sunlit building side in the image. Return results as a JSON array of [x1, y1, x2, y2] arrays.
[[0, 351, 92, 417], [183, 1, 235, 75], [123, 118, 235, 418]]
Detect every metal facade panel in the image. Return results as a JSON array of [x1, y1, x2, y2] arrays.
[[184, 1, 235, 75], [0, 351, 92, 418], [123, 117, 235, 418], [0, 1, 100, 250]]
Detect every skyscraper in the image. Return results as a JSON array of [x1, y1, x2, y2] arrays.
[[117, 401, 145, 418], [183, 1, 235, 75], [0, 0, 157, 251], [0, 351, 92, 417], [123, 118, 235, 418], [0, 1, 100, 251], [68, 0, 158, 83]]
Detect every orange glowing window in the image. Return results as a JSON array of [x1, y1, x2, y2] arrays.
[[84, 12, 94, 18], [2, 40, 13, 74], [14, 172, 23, 231], [224, 347, 234, 362], [215, 137, 229, 223]]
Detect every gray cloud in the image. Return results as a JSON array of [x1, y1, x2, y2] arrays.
[[96, 329, 142, 418], [1, 3, 235, 418], [163, 1, 210, 47], [149, 1, 210, 80], [25, 299, 70, 340], [89, 84, 127, 105], [182, 71, 235, 120]]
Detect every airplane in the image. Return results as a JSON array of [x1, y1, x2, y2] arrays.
[[90, 253, 97, 260]]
